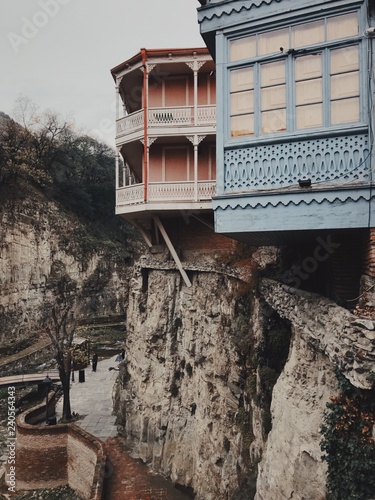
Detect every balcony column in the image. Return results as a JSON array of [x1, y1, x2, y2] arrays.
[[115, 76, 123, 121], [122, 163, 128, 187], [127, 163, 131, 186], [193, 67, 198, 126], [187, 135, 206, 201], [115, 148, 120, 189], [186, 58, 206, 126]]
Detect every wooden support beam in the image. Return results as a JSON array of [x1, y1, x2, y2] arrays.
[[153, 216, 192, 288], [131, 220, 153, 248], [191, 214, 214, 230]]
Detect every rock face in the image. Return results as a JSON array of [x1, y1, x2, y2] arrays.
[[255, 278, 375, 499], [117, 254, 375, 499], [260, 279, 375, 390], [255, 332, 337, 500], [117, 246, 274, 500], [0, 195, 130, 348]]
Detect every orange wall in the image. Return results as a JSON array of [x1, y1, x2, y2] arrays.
[[148, 73, 216, 107], [149, 143, 216, 182]]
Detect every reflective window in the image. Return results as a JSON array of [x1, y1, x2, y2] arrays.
[[330, 46, 359, 124], [228, 11, 361, 137]]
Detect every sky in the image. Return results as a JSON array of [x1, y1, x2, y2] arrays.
[[0, 0, 204, 147]]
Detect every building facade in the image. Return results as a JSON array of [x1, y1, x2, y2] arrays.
[[111, 48, 217, 286], [198, 0, 375, 245], [111, 48, 216, 219]]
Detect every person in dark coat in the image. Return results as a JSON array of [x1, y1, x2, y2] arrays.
[[92, 352, 98, 372]]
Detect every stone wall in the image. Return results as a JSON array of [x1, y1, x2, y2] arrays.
[[260, 279, 375, 389], [14, 400, 106, 499]]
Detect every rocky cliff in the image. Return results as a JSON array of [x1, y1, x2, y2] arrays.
[[116, 244, 375, 499], [115, 245, 284, 499], [0, 190, 132, 353], [2, 183, 374, 498]]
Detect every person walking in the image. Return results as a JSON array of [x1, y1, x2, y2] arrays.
[[92, 352, 98, 372]]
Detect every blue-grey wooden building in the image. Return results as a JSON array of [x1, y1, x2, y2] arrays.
[[198, 0, 375, 245]]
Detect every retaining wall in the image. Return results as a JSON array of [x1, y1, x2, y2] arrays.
[[13, 397, 106, 499]]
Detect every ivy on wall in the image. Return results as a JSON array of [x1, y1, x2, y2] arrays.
[[320, 370, 375, 500]]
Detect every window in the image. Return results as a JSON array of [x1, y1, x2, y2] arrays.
[[229, 12, 361, 138], [261, 61, 286, 134], [330, 46, 359, 124], [295, 54, 323, 129], [230, 67, 254, 137]]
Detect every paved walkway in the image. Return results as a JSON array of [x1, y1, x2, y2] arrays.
[[55, 355, 192, 499], [56, 354, 119, 439]]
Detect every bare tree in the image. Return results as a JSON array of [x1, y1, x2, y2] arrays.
[[43, 275, 77, 421]]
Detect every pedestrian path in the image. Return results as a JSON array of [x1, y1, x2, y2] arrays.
[[103, 436, 192, 500], [56, 354, 119, 439], [56, 355, 193, 499]]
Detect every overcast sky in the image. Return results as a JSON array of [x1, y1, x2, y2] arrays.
[[0, 0, 204, 146]]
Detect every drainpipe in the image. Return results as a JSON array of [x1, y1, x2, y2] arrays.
[[193, 61, 198, 126], [141, 48, 148, 202]]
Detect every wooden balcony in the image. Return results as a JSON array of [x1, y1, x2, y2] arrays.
[[116, 105, 216, 141], [116, 181, 216, 210]]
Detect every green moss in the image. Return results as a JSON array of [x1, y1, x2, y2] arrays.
[[320, 370, 375, 500]]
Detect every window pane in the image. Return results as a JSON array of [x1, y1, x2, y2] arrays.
[[231, 114, 254, 137], [258, 28, 289, 55], [296, 104, 323, 129], [261, 61, 285, 86], [295, 54, 322, 81], [291, 20, 325, 48], [262, 85, 286, 110], [231, 91, 254, 114], [296, 79, 322, 105], [331, 97, 359, 124], [231, 67, 254, 92], [331, 72, 359, 99], [262, 109, 286, 134], [331, 46, 359, 74], [230, 36, 256, 62], [327, 12, 358, 41]]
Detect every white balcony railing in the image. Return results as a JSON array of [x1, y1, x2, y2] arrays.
[[116, 181, 216, 207], [116, 183, 144, 205], [148, 107, 194, 126], [197, 105, 216, 124], [116, 106, 216, 137]]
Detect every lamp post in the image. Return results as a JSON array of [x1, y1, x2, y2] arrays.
[[43, 375, 52, 425]]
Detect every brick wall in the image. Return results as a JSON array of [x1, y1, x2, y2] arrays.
[[162, 216, 244, 257], [67, 427, 105, 500], [13, 399, 106, 499], [365, 228, 375, 278]]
